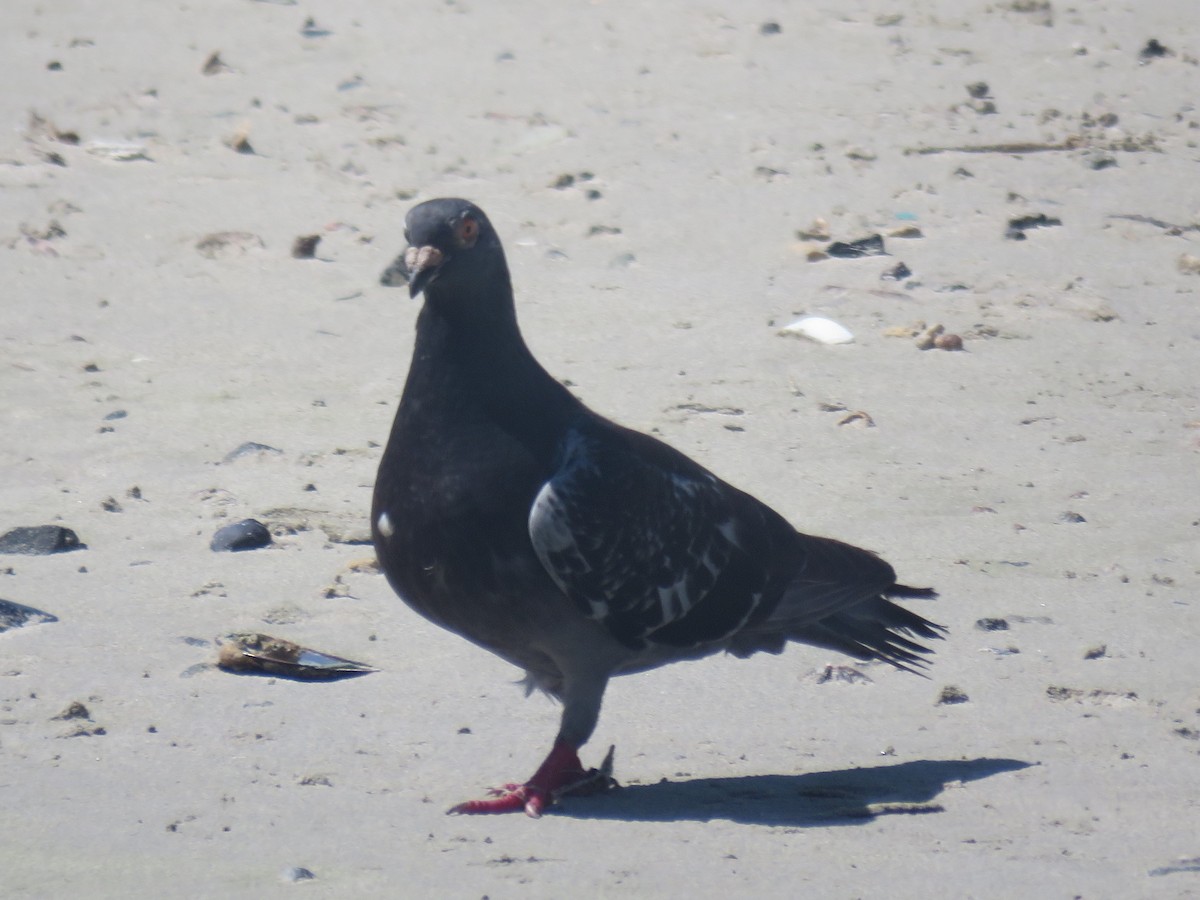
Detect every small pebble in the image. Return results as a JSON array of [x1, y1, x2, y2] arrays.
[[1177, 254, 1200, 275], [975, 617, 1009, 632], [933, 333, 964, 351], [1083, 644, 1108, 660], [292, 235, 321, 259], [201, 51, 232, 75], [915, 324, 946, 350], [53, 701, 91, 721], [300, 17, 331, 37], [1138, 38, 1170, 63], [281, 867, 316, 883], [881, 261, 912, 281], [937, 685, 970, 705], [228, 133, 255, 155]]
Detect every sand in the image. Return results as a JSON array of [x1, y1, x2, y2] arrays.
[[2, 1, 1198, 897]]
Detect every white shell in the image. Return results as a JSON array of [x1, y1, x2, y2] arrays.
[[84, 140, 150, 162], [778, 316, 855, 345]]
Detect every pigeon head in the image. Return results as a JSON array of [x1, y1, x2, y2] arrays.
[[395, 198, 502, 300]]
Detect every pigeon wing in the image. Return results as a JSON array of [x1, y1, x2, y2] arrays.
[[529, 425, 774, 649]]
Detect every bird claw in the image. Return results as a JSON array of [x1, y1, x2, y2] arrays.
[[446, 745, 618, 817], [553, 744, 618, 800]]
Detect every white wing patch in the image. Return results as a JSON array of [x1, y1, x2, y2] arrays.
[[376, 511, 395, 538], [530, 476, 611, 620], [529, 480, 575, 556]]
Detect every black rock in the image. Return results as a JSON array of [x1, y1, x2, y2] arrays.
[[0, 525, 85, 555], [211, 519, 272, 552], [1138, 38, 1170, 63], [292, 234, 321, 259]]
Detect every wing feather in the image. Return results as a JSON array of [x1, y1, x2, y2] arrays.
[[529, 426, 771, 648]]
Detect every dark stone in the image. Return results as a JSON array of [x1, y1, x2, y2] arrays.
[[0, 525, 85, 555], [53, 701, 91, 720], [1138, 39, 1170, 62], [292, 235, 321, 259], [937, 685, 970, 705], [211, 519, 273, 552]]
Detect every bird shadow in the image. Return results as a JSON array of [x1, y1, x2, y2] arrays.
[[556, 757, 1033, 826]]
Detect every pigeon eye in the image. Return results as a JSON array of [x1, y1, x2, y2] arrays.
[[456, 216, 479, 247]]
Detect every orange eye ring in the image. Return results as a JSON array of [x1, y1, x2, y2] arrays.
[[456, 215, 480, 247]]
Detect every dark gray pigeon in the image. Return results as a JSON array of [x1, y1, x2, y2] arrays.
[[372, 198, 943, 816]]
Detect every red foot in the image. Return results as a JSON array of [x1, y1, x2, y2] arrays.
[[447, 741, 617, 817]]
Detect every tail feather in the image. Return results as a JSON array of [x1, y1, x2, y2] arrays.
[[729, 584, 945, 674]]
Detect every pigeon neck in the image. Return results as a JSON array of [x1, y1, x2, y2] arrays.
[[405, 281, 577, 441]]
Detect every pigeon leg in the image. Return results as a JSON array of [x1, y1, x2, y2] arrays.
[[448, 740, 616, 817]]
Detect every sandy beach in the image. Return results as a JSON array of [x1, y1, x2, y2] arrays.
[[3, 1, 1199, 896]]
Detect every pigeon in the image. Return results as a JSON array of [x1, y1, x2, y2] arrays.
[[372, 198, 943, 817]]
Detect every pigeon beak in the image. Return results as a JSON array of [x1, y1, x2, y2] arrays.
[[404, 245, 446, 298]]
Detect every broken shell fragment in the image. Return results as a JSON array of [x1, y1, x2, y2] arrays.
[[779, 316, 854, 345], [0, 598, 58, 632], [216, 632, 376, 680]]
